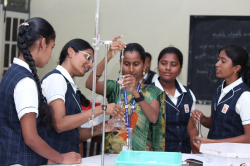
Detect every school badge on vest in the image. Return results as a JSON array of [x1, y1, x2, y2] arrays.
[[184, 104, 189, 113], [221, 104, 229, 114]]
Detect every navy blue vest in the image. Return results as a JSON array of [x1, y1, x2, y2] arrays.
[[152, 80, 193, 153], [207, 82, 250, 139], [42, 69, 81, 153], [144, 70, 156, 85], [0, 64, 47, 166]]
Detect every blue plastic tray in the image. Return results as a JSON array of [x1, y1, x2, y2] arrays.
[[114, 150, 182, 166]]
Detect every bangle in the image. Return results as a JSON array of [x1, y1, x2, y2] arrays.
[[96, 75, 102, 77]]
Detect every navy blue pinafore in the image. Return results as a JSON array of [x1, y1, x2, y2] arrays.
[[0, 64, 47, 166], [208, 82, 250, 139], [42, 69, 82, 153], [164, 82, 193, 153]]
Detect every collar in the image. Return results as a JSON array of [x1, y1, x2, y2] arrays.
[[143, 70, 154, 79], [154, 77, 187, 97], [221, 77, 243, 94], [56, 65, 77, 87], [13, 58, 32, 73], [143, 72, 148, 79]]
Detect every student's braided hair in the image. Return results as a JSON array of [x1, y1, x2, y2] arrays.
[[17, 17, 56, 129], [220, 44, 250, 87]]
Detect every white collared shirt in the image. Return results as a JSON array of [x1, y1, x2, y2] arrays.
[[143, 72, 159, 83], [154, 77, 196, 112], [218, 77, 250, 125], [41, 65, 78, 104], [13, 58, 39, 120]]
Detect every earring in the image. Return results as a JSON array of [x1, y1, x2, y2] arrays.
[[143, 69, 146, 75], [69, 55, 72, 58]]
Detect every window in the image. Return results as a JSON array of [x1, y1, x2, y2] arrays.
[[0, 3, 29, 79], [1, 0, 30, 13]]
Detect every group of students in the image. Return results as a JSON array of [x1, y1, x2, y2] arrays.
[[0, 17, 250, 166]]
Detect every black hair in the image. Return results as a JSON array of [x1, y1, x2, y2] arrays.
[[17, 17, 56, 129], [158, 46, 183, 67], [145, 52, 152, 62], [59, 38, 94, 65], [59, 38, 93, 107], [120, 43, 146, 63], [219, 44, 250, 87]]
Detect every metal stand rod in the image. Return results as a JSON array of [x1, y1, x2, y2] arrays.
[[101, 106, 106, 166], [91, 0, 100, 136], [101, 44, 109, 166]]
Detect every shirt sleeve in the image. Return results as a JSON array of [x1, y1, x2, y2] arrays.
[[236, 91, 250, 125], [144, 85, 162, 103], [14, 77, 39, 120], [41, 73, 67, 104], [189, 89, 196, 113]]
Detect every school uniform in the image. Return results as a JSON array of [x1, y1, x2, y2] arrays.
[[208, 77, 250, 139], [152, 78, 196, 153], [41, 65, 82, 153], [0, 58, 47, 166], [143, 70, 159, 84]]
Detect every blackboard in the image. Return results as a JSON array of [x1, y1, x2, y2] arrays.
[[187, 16, 250, 104]]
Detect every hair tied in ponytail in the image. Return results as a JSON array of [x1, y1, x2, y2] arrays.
[[76, 90, 90, 107]]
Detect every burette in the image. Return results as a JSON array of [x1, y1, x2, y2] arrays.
[[88, 0, 100, 135], [90, 0, 113, 166], [119, 50, 133, 147], [90, 0, 112, 133]]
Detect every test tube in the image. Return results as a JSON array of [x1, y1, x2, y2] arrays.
[[197, 120, 202, 144], [118, 75, 123, 101], [118, 50, 124, 101]]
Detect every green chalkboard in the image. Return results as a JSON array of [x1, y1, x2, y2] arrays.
[[188, 16, 250, 104]]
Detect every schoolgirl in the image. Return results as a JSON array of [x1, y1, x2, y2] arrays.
[[193, 45, 250, 147], [142, 52, 159, 84], [152, 47, 198, 153], [0, 17, 81, 166], [41, 38, 124, 154]]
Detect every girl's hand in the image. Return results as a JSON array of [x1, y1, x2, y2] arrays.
[[106, 103, 125, 120], [119, 75, 137, 93], [47, 159, 56, 165], [193, 136, 212, 150], [100, 119, 126, 133], [191, 109, 203, 125], [61, 152, 82, 164], [108, 35, 126, 59]]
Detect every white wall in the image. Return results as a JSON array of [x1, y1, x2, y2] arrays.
[[30, 0, 250, 137]]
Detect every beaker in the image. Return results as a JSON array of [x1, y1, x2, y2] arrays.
[[110, 101, 126, 128]]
